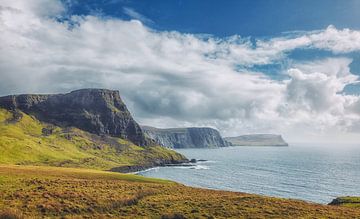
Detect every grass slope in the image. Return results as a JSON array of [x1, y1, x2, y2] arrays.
[[1, 165, 360, 218], [0, 108, 185, 170]]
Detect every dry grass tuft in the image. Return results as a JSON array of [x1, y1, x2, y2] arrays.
[[0, 209, 24, 219], [161, 213, 186, 219]]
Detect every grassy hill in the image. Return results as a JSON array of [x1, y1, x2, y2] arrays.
[[1, 165, 360, 218], [0, 108, 186, 171]]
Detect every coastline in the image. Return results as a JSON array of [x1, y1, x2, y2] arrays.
[[109, 159, 193, 174], [136, 146, 360, 205], [132, 164, 358, 206]]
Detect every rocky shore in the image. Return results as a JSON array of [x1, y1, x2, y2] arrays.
[[110, 158, 210, 173], [329, 196, 360, 207], [109, 158, 191, 173]]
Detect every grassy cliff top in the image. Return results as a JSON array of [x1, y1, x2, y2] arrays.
[[1, 165, 360, 218], [225, 134, 288, 146], [0, 108, 186, 171], [142, 126, 219, 133]]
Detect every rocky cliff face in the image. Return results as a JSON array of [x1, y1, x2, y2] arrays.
[[142, 126, 230, 148], [0, 89, 148, 146], [224, 134, 288, 146]]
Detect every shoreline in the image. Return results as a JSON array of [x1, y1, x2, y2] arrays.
[[106, 163, 360, 206], [133, 166, 352, 206], [109, 159, 194, 174], [126, 160, 355, 206]]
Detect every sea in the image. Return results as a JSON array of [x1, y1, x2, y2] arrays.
[[137, 144, 360, 204]]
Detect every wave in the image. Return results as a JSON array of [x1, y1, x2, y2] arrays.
[[134, 167, 160, 174], [173, 164, 210, 170], [190, 165, 210, 170]]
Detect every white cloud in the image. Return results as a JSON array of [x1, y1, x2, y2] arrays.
[[0, 0, 64, 17], [281, 58, 360, 135], [256, 25, 360, 55], [0, 1, 360, 143], [310, 25, 360, 53]]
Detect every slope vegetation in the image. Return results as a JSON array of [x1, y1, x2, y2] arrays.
[[0, 108, 186, 171]]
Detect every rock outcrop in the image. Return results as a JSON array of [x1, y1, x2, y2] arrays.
[[0, 89, 148, 146], [329, 197, 360, 207], [142, 126, 230, 148], [224, 134, 288, 146]]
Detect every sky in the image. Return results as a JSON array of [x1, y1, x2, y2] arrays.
[[1, 0, 360, 143]]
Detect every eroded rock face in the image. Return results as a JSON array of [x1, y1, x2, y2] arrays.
[[0, 89, 148, 146], [142, 126, 230, 148]]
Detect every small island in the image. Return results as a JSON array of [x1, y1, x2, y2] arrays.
[[329, 197, 360, 208], [225, 134, 288, 146]]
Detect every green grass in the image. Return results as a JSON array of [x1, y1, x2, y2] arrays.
[[0, 165, 172, 184], [0, 108, 186, 171], [1, 165, 360, 218]]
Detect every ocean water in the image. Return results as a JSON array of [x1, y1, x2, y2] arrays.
[[138, 144, 360, 204]]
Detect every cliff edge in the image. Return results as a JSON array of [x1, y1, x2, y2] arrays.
[[142, 126, 230, 148]]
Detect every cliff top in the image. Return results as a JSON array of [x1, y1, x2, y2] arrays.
[[225, 134, 288, 146], [142, 126, 220, 133]]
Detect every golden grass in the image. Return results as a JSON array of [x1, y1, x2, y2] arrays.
[[0, 165, 360, 218]]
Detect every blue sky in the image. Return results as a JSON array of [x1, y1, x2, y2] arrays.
[[63, 0, 360, 37], [1, 0, 360, 143]]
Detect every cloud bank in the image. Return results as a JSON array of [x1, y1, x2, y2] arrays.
[[1, 0, 360, 143]]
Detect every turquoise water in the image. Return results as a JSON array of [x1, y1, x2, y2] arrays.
[[138, 145, 360, 204]]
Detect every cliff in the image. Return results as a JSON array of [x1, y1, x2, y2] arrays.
[[225, 134, 288, 146], [142, 126, 230, 148], [0, 89, 148, 146], [0, 89, 188, 172]]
